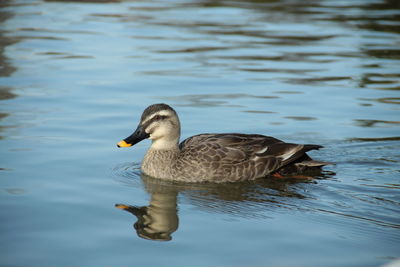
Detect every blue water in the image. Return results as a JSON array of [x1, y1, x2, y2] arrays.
[[0, 0, 399, 266]]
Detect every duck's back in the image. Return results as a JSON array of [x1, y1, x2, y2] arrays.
[[175, 133, 295, 182], [180, 133, 282, 152]]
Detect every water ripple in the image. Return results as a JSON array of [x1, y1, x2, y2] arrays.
[[111, 162, 143, 187]]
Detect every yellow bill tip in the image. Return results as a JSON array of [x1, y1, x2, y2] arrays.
[[115, 204, 129, 210], [117, 140, 132, 148]]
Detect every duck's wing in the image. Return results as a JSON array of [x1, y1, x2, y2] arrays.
[[179, 133, 325, 180], [179, 134, 215, 150], [179, 133, 282, 152], [179, 133, 280, 166]]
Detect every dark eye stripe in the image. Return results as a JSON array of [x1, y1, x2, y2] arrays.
[[142, 115, 169, 130], [154, 115, 168, 121]]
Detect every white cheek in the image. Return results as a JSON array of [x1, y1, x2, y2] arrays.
[[149, 125, 168, 140]]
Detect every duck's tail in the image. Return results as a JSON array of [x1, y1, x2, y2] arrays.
[[274, 144, 330, 176]]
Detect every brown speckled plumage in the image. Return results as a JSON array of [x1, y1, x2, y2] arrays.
[[118, 104, 328, 183]]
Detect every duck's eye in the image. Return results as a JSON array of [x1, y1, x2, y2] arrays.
[[153, 115, 167, 121]]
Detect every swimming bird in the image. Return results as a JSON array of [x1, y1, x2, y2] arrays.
[[117, 103, 328, 183]]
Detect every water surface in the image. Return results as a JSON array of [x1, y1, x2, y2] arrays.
[[0, 0, 399, 266]]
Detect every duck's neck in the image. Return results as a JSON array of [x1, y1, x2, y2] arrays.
[[141, 145, 180, 179], [149, 138, 179, 150]]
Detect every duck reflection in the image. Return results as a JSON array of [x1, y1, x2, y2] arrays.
[[115, 192, 178, 241], [116, 171, 333, 241]]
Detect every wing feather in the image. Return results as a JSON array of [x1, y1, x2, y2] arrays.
[[178, 133, 325, 181]]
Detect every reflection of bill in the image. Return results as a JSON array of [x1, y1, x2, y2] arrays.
[[115, 193, 178, 241]]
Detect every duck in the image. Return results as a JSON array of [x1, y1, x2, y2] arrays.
[[117, 103, 328, 183]]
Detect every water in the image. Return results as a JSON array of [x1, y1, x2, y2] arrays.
[[0, 0, 399, 266]]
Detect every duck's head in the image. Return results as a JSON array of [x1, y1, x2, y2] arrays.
[[117, 103, 181, 150]]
